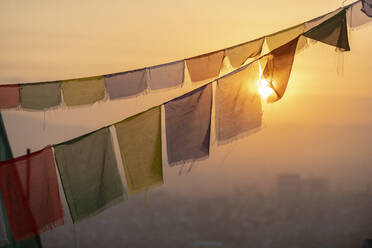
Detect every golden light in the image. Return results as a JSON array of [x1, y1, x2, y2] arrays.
[[256, 78, 276, 102]]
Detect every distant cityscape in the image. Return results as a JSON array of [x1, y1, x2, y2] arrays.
[[69, 173, 372, 248]]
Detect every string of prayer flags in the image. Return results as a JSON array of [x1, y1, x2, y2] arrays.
[[148, 61, 185, 90], [0, 146, 64, 241], [362, 0, 372, 17], [262, 37, 299, 103], [304, 9, 350, 51], [164, 84, 212, 165], [104, 68, 147, 99], [226, 38, 264, 68], [61, 76, 106, 107], [0, 85, 19, 110], [114, 107, 163, 193], [54, 128, 125, 222], [216, 61, 262, 143], [265, 24, 305, 52], [186, 50, 225, 82], [20, 81, 61, 110], [350, 1, 372, 29]]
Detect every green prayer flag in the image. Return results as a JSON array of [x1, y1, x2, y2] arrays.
[[114, 106, 163, 193], [20, 82, 61, 110], [304, 9, 350, 51], [54, 127, 125, 223]]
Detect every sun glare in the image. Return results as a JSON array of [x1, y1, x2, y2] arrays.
[[256, 78, 276, 102]]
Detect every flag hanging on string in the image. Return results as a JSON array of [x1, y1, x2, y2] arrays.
[[262, 37, 299, 103], [304, 9, 350, 51], [0, 146, 64, 241], [148, 61, 185, 90], [186, 50, 225, 82], [114, 107, 163, 193], [362, 0, 372, 17], [216, 61, 262, 143], [0, 85, 19, 110], [350, 1, 372, 29], [164, 84, 212, 165], [226, 38, 264, 68], [304, 8, 343, 32], [54, 128, 125, 222], [20, 81, 61, 110], [265, 24, 305, 52], [61, 76, 106, 106], [104, 68, 147, 99]]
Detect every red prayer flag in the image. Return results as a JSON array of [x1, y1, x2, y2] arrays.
[[0, 84, 20, 109], [0, 146, 64, 241]]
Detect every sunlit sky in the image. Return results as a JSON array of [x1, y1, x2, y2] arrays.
[[1, 0, 372, 194]]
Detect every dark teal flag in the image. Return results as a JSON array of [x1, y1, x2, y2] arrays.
[[0, 113, 42, 248]]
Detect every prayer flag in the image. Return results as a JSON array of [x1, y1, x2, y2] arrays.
[[186, 50, 225, 82], [148, 61, 185, 90], [304, 9, 350, 51], [350, 1, 372, 29], [265, 24, 305, 52], [226, 38, 264, 68], [216, 61, 262, 143], [362, 0, 372, 17], [20, 81, 61, 110], [164, 84, 212, 165], [61, 76, 105, 106], [0, 146, 64, 241], [114, 107, 163, 193], [54, 128, 125, 222], [104, 69, 147, 99], [0, 85, 19, 109], [262, 37, 299, 102]]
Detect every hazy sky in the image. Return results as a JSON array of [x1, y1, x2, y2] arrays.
[[1, 0, 372, 192]]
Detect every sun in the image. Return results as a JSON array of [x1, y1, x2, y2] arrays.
[[256, 78, 276, 102]]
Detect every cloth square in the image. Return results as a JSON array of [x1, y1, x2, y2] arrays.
[[61, 76, 105, 106], [20, 81, 61, 110], [148, 61, 185, 90], [304, 9, 350, 51], [54, 128, 125, 222], [262, 37, 299, 103], [0, 146, 64, 241], [265, 24, 304, 52], [104, 69, 147, 99], [0, 85, 19, 109], [164, 84, 212, 165], [226, 38, 264, 68], [186, 50, 225, 82], [216, 61, 262, 143], [114, 107, 163, 193]]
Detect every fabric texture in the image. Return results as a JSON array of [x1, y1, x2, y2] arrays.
[[148, 61, 185, 90], [304, 9, 350, 51], [362, 0, 372, 17], [0, 198, 8, 246], [0, 85, 19, 109], [262, 37, 299, 103], [0, 113, 42, 248], [20, 81, 61, 110], [114, 107, 163, 193], [350, 1, 372, 29], [104, 69, 147, 99], [0, 146, 64, 241], [226, 38, 264, 68], [164, 84, 212, 165], [265, 24, 305, 52], [61, 76, 105, 106], [54, 128, 124, 223], [216, 61, 262, 143], [186, 50, 225, 82]]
